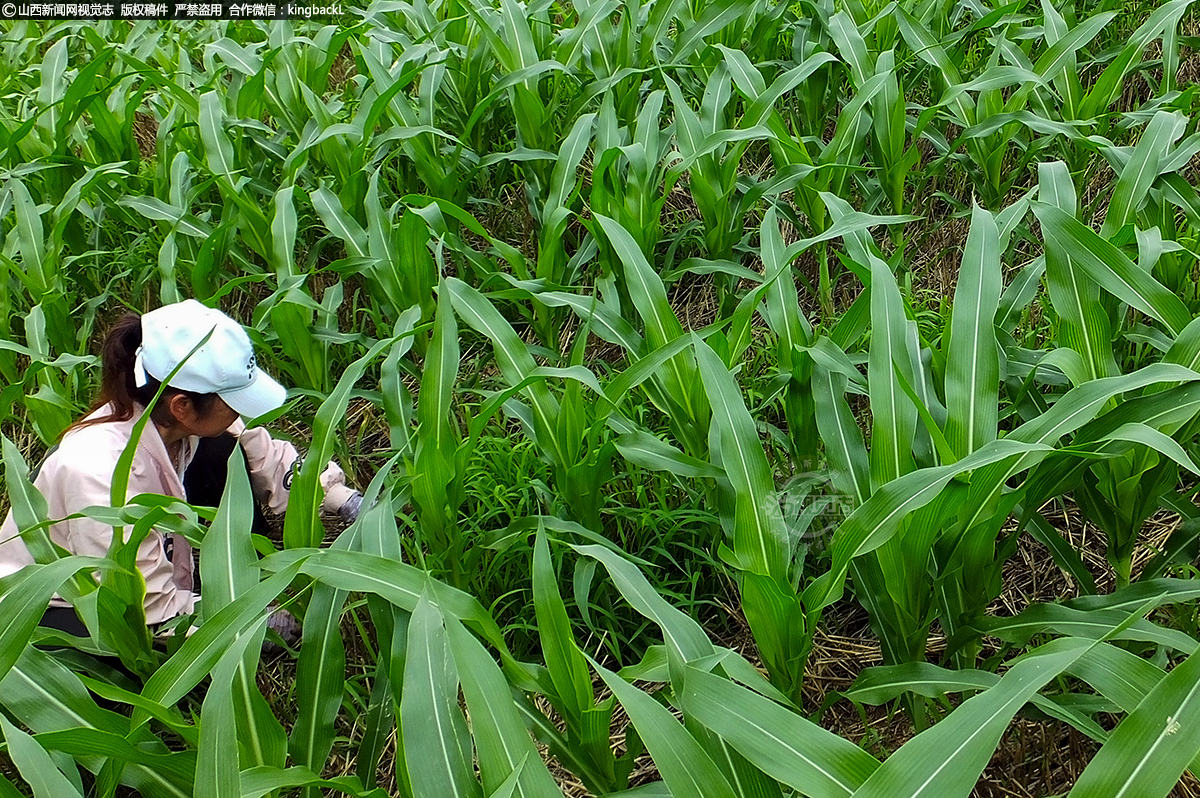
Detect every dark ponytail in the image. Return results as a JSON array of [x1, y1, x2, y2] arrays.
[[65, 312, 218, 435]]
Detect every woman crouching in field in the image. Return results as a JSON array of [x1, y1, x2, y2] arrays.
[[0, 299, 362, 642]]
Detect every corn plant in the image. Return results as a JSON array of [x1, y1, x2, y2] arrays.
[[790, 170, 1200, 678]]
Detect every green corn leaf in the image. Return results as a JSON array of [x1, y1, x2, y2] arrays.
[[680, 666, 879, 797], [969, 604, 1197, 654], [118, 196, 212, 238], [827, 11, 872, 87], [206, 38, 263, 76], [1033, 202, 1190, 337], [843, 662, 1108, 742], [270, 185, 298, 279], [282, 549, 507, 651], [290, 582, 347, 789], [1068, 578, 1200, 614], [813, 364, 870, 506], [1, 434, 72, 573], [445, 278, 567, 469], [31, 727, 195, 784], [197, 617, 268, 798], [1065, 642, 1166, 714], [1021, 508, 1097, 595], [310, 184, 368, 259], [10, 179, 47, 291], [0, 713, 84, 798], [548, 111, 595, 212], [850, 638, 1095, 798], [198, 91, 237, 182], [868, 251, 918, 486], [945, 205, 1001, 459], [199, 450, 257, 619], [805, 436, 1051, 609], [403, 594, 480, 798], [35, 37, 67, 141], [672, 0, 749, 61], [140, 559, 306, 710], [1037, 162, 1117, 381], [997, 257, 1045, 332], [571, 543, 714, 665], [0, 649, 188, 798], [957, 363, 1200, 542], [895, 9, 974, 120], [1102, 111, 1186, 237], [514, 284, 643, 353], [1102, 422, 1200, 475], [413, 286, 461, 545], [739, 53, 841, 130], [1079, 0, 1191, 121], [0, 558, 111, 680], [200, 452, 285, 771], [239, 765, 389, 798], [614, 429, 724, 479], [694, 336, 790, 579], [593, 215, 695, 416], [445, 616, 565, 798], [1068, 643, 1200, 797], [533, 528, 592, 724], [1033, 9, 1117, 85], [592, 659, 738, 798], [556, 0, 620, 66], [283, 335, 394, 549]]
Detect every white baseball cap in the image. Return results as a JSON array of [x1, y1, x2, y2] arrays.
[[133, 299, 287, 419]]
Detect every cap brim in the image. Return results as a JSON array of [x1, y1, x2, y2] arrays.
[[218, 369, 288, 420]]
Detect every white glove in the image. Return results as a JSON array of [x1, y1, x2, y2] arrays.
[[319, 462, 357, 515]]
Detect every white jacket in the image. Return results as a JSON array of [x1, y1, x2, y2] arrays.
[[0, 404, 355, 624]]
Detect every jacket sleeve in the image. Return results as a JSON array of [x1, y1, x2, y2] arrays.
[[228, 420, 356, 516]]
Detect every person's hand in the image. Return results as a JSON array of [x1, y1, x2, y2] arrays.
[[337, 490, 364, 524], [263, 605, 301, 656]]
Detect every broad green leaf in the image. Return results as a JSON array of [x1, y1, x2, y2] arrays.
[[0, 558, 111, 680], [283, 336, 394, 549], [200, 452, 283, 771], [593, 660, 737, 798], [680, 666, 879, 797], [290, 582, 347, 788], [270, 185, 298, 279], [533, 529, 591, 723], [971, 604, 1197, 654], [1033, 202, 1190, 337], [403, 595, 480, 798], [1102, 111, 1186, 237], [694, 336, 789, 579], [199, 92, 236, 181], [199, 450, 257, 618], [945, 206, 1001, 458], [0, 713, 84, 798], [614, 429, 724, 479], [444, 279, 567, 470], [850, 638, 1095, 798], [445, 617, 564, 798], [572, 544, 713, 665], [197, 618, 266, 798], [310, 184, 368, 259], [1069, 643, 1200, 797]]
